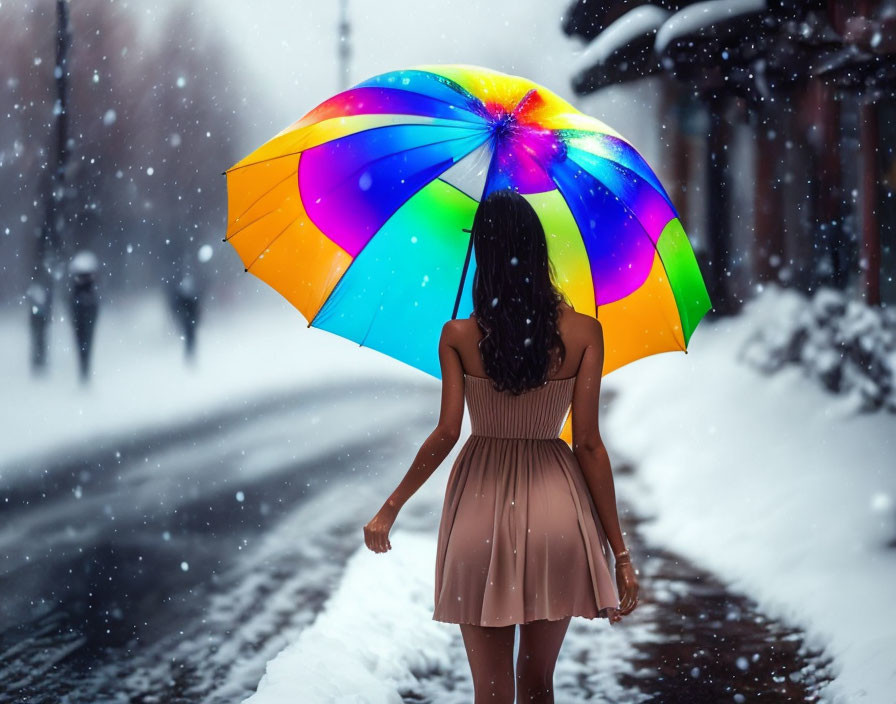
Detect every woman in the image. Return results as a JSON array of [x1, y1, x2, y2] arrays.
[[363, 188, 639, 703]]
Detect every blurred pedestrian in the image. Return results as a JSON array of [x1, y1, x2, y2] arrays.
[[26, 283, 51, 373], [169, 274, 201, 362], [68, 250, 100, 383]]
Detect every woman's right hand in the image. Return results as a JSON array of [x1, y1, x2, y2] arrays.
[[614, 560, 639, 618]]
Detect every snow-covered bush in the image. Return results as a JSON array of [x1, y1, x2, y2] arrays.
[[738, 285, 896, 413]]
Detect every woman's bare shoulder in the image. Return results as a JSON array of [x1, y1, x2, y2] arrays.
[[558, 309, 602, 363], [560, 304, 599, 330], [443, 316, 479, 342]]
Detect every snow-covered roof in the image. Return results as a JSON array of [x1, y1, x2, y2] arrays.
[[654, 0, 767, 55], [572, 5, 671, 74]]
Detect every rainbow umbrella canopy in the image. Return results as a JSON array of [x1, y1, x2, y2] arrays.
[[224, 64, 711, 440]]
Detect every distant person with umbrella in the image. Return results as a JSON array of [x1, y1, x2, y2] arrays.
[[26, 282, 51, 373], [168, 273, 201, 362], [68, 250, 100, 383]]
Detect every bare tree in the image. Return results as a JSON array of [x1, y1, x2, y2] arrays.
[[1, 0, 256, 311]]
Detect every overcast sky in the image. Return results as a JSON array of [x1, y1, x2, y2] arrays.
[[193, 0, 596, 147], [121, 0, 663, 180]]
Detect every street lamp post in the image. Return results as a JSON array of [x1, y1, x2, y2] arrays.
[[338, 0, 351, 91]]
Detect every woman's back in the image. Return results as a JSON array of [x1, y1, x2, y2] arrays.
[[452, 300, 587, 382], [432, 299, 620, 627], [463, 374, 577, 440]]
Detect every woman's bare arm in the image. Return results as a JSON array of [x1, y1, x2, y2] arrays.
[[381, 423, 459, 514], [576, 441, 627, 555], [570, 318, 627, 556], [364, 322, 465, 552], [381, 322, 464, 511]]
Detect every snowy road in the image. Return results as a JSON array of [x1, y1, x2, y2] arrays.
[[0, 378, 436, 703], [2, 380, 833, 703]]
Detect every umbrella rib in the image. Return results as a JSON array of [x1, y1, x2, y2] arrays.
[[530, 133, 670, 270], [304, 135, 490, 333], [226, 207, 281, 244], [354, 85, 487, 124], [224, 132, 494, 242], [303, 130, 491, 219], [564, 168, 685, 350], [246, 132, 489, 280], [573, 147, 677, 208], [525, 138, 684, 348], [479, 132, 504, 199], [551, 150, 687, 310], [565, 150, 677, 254], [553, 175, 684, 351], [225, 119, 486, 174], [454, 138, 495, 201], [451, 227, 474, 320], [357, 287, 388, 348], [298, 76, 487, 129], [564, 134, 675, 205], [356, 70, 486, 118], [536, 173, 597, 316], [225, 170, 297, 240], [244, 217, 295, 273]]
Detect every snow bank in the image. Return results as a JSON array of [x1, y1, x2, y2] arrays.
[[739, 285, 896, 413], [602, 283, 896, 703], [240, 525, 650, 704], [241, 530, 454, 704]]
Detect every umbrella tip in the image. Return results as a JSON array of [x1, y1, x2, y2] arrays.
[[244, 267, 248, 273], [221, 237, 226, 242], [221, 171, 226, 176]]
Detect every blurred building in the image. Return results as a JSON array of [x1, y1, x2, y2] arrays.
[[566, 0, 896, 312]]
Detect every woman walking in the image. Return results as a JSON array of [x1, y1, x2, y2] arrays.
[[364, 188, 639, 703]]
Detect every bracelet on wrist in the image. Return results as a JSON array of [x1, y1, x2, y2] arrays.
[[614, 548, 631, 562]]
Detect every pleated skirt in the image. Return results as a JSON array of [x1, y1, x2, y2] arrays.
[[432, 434, 621, 627]]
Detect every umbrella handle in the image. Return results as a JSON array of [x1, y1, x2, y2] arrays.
[[451, 227, 474, 321]]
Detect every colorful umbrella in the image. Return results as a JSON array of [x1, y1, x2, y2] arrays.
[[223, 64, 711, 442]]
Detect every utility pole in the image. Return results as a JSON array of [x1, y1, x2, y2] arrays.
[[28, 0, 72, 374], [338, 0, 351, 91]]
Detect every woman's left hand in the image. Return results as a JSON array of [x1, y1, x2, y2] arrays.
[[363, 504, 396, 553]]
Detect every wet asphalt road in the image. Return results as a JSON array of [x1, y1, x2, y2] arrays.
[[0, 379, 436, 703], [0, 382, 833, 703]]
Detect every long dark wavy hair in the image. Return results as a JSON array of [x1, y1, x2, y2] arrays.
[[470, 189, 568, 396]]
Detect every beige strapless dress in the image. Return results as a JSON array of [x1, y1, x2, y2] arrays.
[[432, 374, 621, 627]]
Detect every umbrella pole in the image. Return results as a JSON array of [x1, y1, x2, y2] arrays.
[[451, 227, 474, 320]]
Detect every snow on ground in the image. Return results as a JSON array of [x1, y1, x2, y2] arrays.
[[5, 285, 893, 702], [602, 284, 896, 703], [243, 530, 453, 704], [0, 292, 416, 475], [239, 284, 894, 703], [241, 524, 650, 704]]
